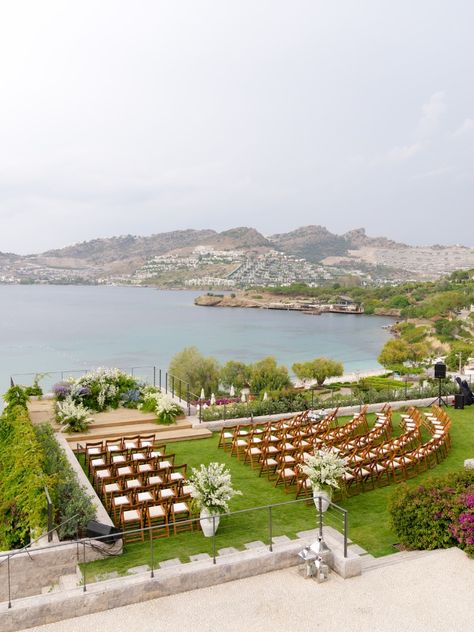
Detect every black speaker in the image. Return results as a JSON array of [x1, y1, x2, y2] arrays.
[[434, 362, 446, 379], [454, 393, 465, 410], [86, 520, 121, 544]]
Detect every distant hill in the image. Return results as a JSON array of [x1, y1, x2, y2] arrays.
[[2, 225, 474, 283], [269, 225, 349, 262], [342, 228, 405, 250]]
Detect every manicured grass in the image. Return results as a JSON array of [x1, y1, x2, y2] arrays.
[[343, 407, 474, 556], [82, 407, 474, 580]]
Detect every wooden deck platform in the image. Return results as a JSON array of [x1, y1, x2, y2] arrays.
[[27, 399, 212, 448]]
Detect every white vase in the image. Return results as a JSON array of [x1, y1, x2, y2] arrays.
[[313, 489, 331, 512], [199, 508, 220, 537]]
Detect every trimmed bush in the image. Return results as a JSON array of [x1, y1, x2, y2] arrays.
[[34, 424, 96, 539], [389, 470, 474, 556], [0, 405, 50, 549]]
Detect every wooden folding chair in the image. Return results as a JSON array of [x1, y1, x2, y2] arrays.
[[146, 503, 169, 539], [169, 496, 193, 534], [121, 505, 144, 542]]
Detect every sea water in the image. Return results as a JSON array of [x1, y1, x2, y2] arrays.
[[0, 285, 394, 394]]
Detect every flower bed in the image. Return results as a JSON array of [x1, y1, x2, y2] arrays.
[[52, 368, 183, 430]]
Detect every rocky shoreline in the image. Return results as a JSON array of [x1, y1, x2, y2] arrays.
[[194, 292, 400, 318]]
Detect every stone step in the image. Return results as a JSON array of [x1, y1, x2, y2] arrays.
[[361, 549, 436, 572], [89, 411, 162, 428], [66, 418, 193, 442], [41, 584, 60, 595], [68, 425, 212, 449], [58, 573, 80, 590]]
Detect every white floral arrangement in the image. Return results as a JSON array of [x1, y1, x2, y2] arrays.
[[56, 397, 93, 433], [188, 462, 242, 514], [300, 449, 348, 491], [139, 388, 183, 424]]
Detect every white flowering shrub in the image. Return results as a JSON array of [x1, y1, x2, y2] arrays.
[[52, 368, 184, 422], [53, 367, 141, 412], [56, 397, 93, 433], [139, 387, 183, 424], [188, 462, 242, 514], [300, 449, 348, 492]]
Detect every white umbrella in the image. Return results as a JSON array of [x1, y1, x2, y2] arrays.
[[263, 392, 268, 401], [230, 385, 235, 397], [200, 388, 205, 400], [210, 393, 216, 405]]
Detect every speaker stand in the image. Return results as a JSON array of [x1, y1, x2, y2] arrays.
[[430, 378, 449, 407]]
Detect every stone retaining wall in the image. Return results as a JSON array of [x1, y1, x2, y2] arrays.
[[0, 528, 359, 632], [0, 434, 122, 602]]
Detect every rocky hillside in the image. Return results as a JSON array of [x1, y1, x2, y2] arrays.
[[269, 225, 348, 262], [2, 225, 473, 284]]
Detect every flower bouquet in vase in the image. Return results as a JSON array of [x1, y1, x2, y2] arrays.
[[300, 449, 348, 512], [188, 462, 241, 536]]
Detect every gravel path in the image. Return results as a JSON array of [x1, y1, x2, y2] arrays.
[[25, 548, 473, 632]]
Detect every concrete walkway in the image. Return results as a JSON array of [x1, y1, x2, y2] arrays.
[[24, 548, 473, 632]]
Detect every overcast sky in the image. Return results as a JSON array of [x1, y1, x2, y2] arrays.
[[1, 1, 473, 254]]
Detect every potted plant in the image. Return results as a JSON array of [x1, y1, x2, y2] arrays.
[[300, 449, 348, 511], [188, 462, 242, 536]]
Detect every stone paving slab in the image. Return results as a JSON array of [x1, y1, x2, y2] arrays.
[[97, 572, 120, 581], [218, 547, 240, 556], [244, 541, 266, 550], [271, 535, 292, 545], [348, 544, 367, 556], [296, 529, 320, 539], [189, 553, 212, 562], [158, 559, 182, 569], [127, 565, 150, 575]]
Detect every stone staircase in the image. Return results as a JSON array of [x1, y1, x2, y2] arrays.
[[360, 548, 438, 572], [27, 400, 212, 448]]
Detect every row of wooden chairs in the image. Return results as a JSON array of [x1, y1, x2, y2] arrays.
[[79, 434, 197, 540], [221, 405, 451, 499], [120, 495, 193, 542]]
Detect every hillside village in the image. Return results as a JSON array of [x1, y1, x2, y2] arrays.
[[1, 226, 474, 288]]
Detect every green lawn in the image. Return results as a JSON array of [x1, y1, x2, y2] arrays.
[[82, 406, 474, 581]]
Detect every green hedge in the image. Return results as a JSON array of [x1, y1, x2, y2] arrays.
[[389, 470, 474, 556], [34, 424, 96, 539], [0, 405, 50, 549], [201, 393, 310, 421], [0, 397, 96, 549]]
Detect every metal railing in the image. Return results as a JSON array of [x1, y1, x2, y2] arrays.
[[0, 512, 80, 609], [0, 497, 348, 608]]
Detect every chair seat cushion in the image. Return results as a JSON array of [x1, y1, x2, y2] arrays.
[[138, 463, 152, 472], [123, 509, 140, 521], [114, 496, 130, 506], [159, 460, 173, 469], [160, 488, 175, 499], [169, 472, 184, 481], [104, 483, 121, 493], [149, 505, 166, 518], [137, 491, 154, 502], [126, 479, 141, 489]]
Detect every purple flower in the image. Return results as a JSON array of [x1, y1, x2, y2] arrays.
[[121, 389, 140, 403], [52, 382, 71, 398]]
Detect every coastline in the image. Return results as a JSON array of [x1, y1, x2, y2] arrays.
[[194, 292, 401, 320], [293, 368, 387, 388]]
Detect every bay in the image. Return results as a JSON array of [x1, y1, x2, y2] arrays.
[[0, 285, 394, 395]]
